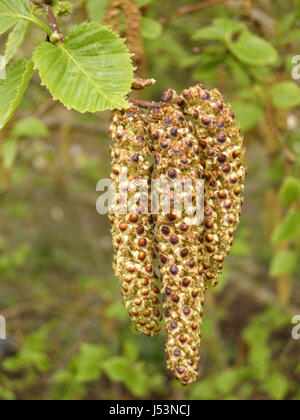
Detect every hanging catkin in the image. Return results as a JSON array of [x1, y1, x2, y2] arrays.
[[103, 0, 122, 33], [109, 106, 162, 336], [104, 0, 144, 69], [149, 85, 246, 384], [148, 103, 206, 385], [108, 84, 245, 385], [176, 85, 246, 289]]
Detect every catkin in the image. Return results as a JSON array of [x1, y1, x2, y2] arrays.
[[103, 0, 122, 33], [104, 0, 144, 68], [109, 106, 162, 337], [108, 84, 246, 385], [148, 104, 206, 385], [162, 85, 246, 289]]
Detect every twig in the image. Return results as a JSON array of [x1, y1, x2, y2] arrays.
[[160, 0, 227, 24], [32, 0, 64, 40], [129, 97, 162, 109]]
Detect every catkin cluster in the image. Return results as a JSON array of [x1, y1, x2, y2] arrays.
[[108, 85, 246, 385], [161, 85, 246, 289]]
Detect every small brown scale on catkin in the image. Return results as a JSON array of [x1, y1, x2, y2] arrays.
[[148, 104, 206, 385], [164, 85, 246, 289], [109, 106, 162, 337]]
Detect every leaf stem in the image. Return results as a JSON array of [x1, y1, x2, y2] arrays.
[[26, 15, 52, 36]]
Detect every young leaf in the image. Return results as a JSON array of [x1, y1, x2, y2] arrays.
[[0, 0, 49, 36], [280, 177, 300, 205], [5, 20, 29, 63], [141, 17, 163, 40], [192, 26, 224, 42], [213, 18, 246, 40], [33, 22, 134, 113], [0, 59, 34, 130], [272, 210, 300, 244], [269, 81, 300, 109], [270, 249, 297, 277], [262, 371, 289, 401], [229, 32, 278, 66], [0, 0, 32, 35]]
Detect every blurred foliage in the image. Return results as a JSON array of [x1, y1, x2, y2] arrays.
[[0, 0, 300, 401]]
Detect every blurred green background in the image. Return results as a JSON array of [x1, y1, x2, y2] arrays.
[[0, 0, 300, 400]]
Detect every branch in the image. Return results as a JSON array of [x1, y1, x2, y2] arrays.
[[32, 0, 64, 40], [129, 97, 162, 109], [160, 0, 227, 24]]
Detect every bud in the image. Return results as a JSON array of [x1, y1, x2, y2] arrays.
[[49, 32, 61, 44], [57, 1, 73, 16]]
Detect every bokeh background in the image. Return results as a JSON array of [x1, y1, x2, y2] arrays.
[[0, 0, 300, 400]]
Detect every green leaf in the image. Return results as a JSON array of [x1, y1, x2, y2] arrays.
[[13, 117, 49, 138], [0, 0, 50, 35], [229, 32, 278, 66], [73, 343, 103, 383], [192, 25, 224, 42], [231, 101, 263, 131], [102, 357, 130, 382], [262, 371, 289, 400], [214, 369, 240, 395], [269, 82, 300, 109], [213, 18, 246, 40], [0, 0, 31, 35], [0, 59, 34, 130], [226, 58, 251, 87], [5, 20, 29, 63], [272, 210, 300, 244], [33, 22, 134, 112], [124, 365, 149, 398], [86, 0, 109, 23], [123, 340, 139, 364], [141, 17, 163, 40], [280, 177, 300, 205], [2, 139, 18, 169], [270, 249, 297, 277]]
